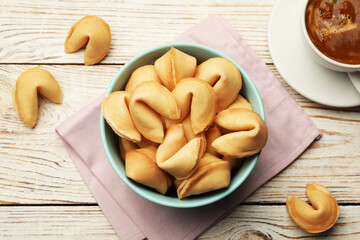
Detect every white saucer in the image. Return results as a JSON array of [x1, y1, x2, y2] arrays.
[[268, 0, 360, 107]]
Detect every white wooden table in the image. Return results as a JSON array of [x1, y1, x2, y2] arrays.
[[1, 0, 360, 239]]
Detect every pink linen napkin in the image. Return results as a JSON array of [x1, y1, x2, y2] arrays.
[[56, 16, 321, 240]]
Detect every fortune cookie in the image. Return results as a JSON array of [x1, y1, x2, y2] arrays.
[[176, 153, 231, 199], [13, 67, 62, 128], [135, 137, 158, 148], [125, 146, 172, 195], [287, 183, 339, 233], [129, 81, 180, 143], [165, 115, 208, 160], [194, 58, 242, 112], [156, 124, 202, 180], [65, 16, 111, 65], [205, 125, 242, 169], [212, 108, 268, 158], [119, 137, 138, 160], [180, 115, 207, 156], [154, 47, 197, 91], [171, 78, 217, 134], [102, 91, 141, 142], [227, 95, 252, 111], [205, 125, 222, 157], [119, 136, 158, 160], [125, 65, 162, 93]]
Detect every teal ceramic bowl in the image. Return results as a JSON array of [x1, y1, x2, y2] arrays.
[[100, 42, 265, 208]]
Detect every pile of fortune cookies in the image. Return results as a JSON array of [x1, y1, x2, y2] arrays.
[[101, 47, 269, 199]]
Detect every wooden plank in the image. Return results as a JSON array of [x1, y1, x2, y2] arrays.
[[2, 0, 359, 238], [0, 65, 119, 204], [0, 206, 118, 240], [0, 205, 358, 239], [200, 205, 360, 239], [1, 64, 360, 204], [0, 0, 275, 64]]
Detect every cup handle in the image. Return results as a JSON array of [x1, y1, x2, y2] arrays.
[[348, 72, 360, 94]]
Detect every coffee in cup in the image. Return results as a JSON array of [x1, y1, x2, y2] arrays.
[[304, 0, 360, 66]]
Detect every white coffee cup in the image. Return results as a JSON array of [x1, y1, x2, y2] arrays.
[[300, 0, 360, 92]]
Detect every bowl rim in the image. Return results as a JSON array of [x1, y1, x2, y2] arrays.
[[100, 42, 265, 208]]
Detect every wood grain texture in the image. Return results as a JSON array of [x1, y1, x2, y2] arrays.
[[0, 0, 274, 64], [0, 206, 117, 240], [1, 0, 360, 238], [200, 205, 360, 239], [0, 205, 359, 239], [1, 65, 360, 204], [0, 65, 119, 204]]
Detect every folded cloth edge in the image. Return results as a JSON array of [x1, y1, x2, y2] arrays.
[[55, 95, 146, 240]]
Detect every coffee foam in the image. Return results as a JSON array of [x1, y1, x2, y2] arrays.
[[317, 15, 358, 42]]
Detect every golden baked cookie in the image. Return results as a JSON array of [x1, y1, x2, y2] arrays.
[[171, 78, 217, 134], [156, 124, 202, 180], [129, 81, 180, 143], [287, 183, 339, 233], [154, 47, 197, 91], [65, 16, 111, 65], [195, 58, 242, 112], [13, 67, 62, 128], [176, 153, 231, 199], [125, 146, 172, 195], [212, 108, 268, 158], [102, 91, 141, 142], [125, 65, 162, 93]]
